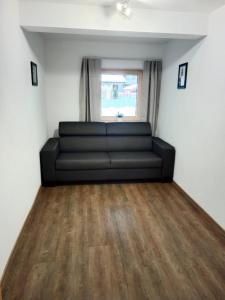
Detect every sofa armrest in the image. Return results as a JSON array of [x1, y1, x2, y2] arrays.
[[40, 138, 59, 186], [152, 137, 175, 182]]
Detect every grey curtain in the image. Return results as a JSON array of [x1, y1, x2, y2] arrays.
[[79, 58, 101, 121], [141, 60, 162, 136]]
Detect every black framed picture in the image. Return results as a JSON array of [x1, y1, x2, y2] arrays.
[[177, 62, 188, 89], [30, 61, 38, 86]]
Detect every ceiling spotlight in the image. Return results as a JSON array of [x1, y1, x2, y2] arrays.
[[116, 0, 132, 18]]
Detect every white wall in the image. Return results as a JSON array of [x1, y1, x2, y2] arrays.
[[0, 0, 47, 277], [45, 37, 163, 136], [158, 5, 225, 228]]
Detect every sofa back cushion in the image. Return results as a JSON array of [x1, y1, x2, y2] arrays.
[[60, 136, 107, 152], [107, 136, 152, 151], [106, 122, 151, 136], [59, 122, 106, 136], [106, 122, 152, 151]]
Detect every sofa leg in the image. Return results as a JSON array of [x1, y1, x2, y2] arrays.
[[42, 182, 57, 187], [161, 178, 173, 183]]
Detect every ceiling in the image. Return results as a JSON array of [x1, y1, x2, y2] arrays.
[[25, 0, 225, 13]]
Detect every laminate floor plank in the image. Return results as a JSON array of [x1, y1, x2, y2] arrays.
[[2, 183, 225, 300]]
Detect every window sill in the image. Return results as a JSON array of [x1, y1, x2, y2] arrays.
[[101, 116, 141, 122]]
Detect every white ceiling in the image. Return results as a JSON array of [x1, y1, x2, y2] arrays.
[[26, 0, 225, 13]]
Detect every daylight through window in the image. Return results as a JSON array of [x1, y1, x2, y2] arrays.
[[101, 70, 142, 121]]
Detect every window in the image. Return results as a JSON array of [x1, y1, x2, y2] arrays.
[[101, 69, 143, 121]]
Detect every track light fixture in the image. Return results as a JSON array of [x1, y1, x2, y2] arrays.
[[116, 0, 132, 18]]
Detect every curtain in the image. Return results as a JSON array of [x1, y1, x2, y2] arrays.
[[79, 58, 101, 121], [141, 60, 162, 136]]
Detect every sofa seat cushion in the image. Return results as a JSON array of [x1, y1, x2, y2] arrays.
[[56, 152, 110, 170], [109, 151, 162, 169]]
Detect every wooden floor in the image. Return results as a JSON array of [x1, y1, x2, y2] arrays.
[[2, 183, 225, 300]]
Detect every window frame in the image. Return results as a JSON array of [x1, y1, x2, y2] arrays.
[[101, 68, 143, 122]]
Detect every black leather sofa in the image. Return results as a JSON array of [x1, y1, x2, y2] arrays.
[[40, 122, 175, 186]]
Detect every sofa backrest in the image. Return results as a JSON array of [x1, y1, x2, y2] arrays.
[[106, 122, 151, 136], [59, 122, 106, 136], [58, 122, 152, 152], [106, 122, 152, 151], [59, 122, 107, 152]]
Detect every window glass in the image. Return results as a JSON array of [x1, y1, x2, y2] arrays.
[[101, 71, 141, 120]]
